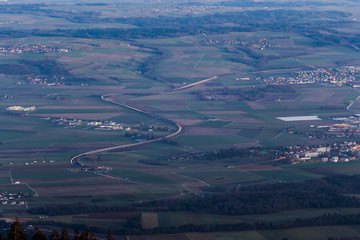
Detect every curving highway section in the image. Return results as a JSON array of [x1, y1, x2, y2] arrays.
[[70, 96, 183, 166], [70, 76, 217, 166]]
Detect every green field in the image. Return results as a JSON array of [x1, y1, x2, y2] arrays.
[[2, 1, 360, 238]]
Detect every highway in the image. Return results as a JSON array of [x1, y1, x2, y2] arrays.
[[69, 76, 216, 166], [347, 90, 360, 112], [168, 76, 218, 91], [69, 98, 183, 165]]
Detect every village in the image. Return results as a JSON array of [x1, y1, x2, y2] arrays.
[[0, 192, 27, 205], [6, 105, 36, 112], [44, 117, 127, 131], [42, 117, 167, 134], [0, 44, 70, 55], [285, 141, 360, 164], [140, 4, 222, 15], [277, 114, 360, 163], [5, 105, 171, 142], [198, 37, 277, 49], [26, 76, 66, 86], [165, 140, 360, 167], [264, 66, 360, 86], [285, 114, 360, 139], [322, 115, 360, 137]]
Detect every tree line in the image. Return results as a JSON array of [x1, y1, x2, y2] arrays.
[[15, 174, 360, 237], [28, 174, 360, 217], [0, 219, 116, 240], [139, 175, 360, 215], [125, 212, 360, 236], [5, 213, 360, 238]]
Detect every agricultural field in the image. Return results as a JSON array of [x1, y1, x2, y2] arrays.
[[0, 31, 357, 195], [2, 0, 360, 238]]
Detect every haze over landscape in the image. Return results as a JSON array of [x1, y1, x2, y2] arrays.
[[2, 0, 360, 239]]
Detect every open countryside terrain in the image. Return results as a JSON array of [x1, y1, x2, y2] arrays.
[[2, 0, 360, 239]]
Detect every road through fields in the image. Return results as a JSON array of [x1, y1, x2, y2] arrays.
[[69, 76, 218, 192], [70, 75, 217, 165]]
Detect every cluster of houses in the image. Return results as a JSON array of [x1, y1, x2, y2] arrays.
[[43, 117, 158, 133], [43, 117, 125, 131], [82, 165, 112, 175], [0, 192, 26, 205], [289, 142, 360, 163], [198, 37, 277, 49], [264, 66, 360, 86], [6, 105, 36, 112], [310, 115, 360, 138], [26, 76, 66, 86], [329, 116, 360, 132], [0, 94, 14, 100], [24, 160, 55, 166], [0, 44, 70, 55], [142, 4, 222, 14]]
